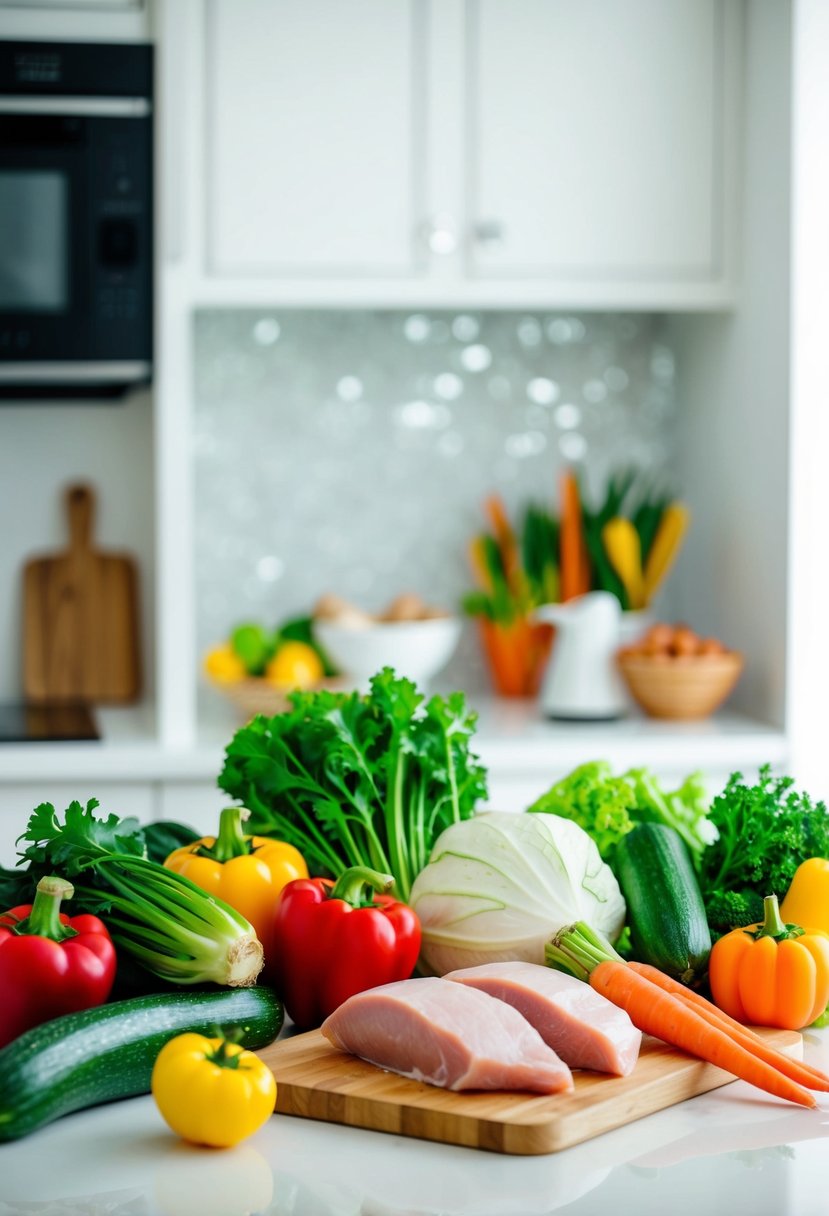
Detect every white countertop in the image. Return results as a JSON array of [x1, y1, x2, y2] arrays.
[[0, 697, 788, 784], [1, 1027, 827, 1216]]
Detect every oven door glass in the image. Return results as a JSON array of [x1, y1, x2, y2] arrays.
[[0, 114, 91, 363], [0, 169, 69, 312]]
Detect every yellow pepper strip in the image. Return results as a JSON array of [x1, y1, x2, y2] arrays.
[[164, 807, 308, 974], [642, 501, 690, 605], [781, 858, 829, 935], [709, 893, 829, 1030], [151, 1032, 277, 1148]]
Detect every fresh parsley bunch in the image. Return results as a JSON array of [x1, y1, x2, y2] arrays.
[[218, 667, 488, 902]]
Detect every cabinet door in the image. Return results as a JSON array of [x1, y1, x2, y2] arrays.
[[207, 0, 426, 276], [467, 0, 733, 282]]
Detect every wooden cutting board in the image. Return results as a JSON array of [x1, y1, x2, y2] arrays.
[[23, 484, 141, 704], [258, 1026, 802, 1156]]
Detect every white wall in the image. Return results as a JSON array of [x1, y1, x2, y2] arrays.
[[0, 391, 155, 702], [666, 0, 792, 730], [786, 0, 829, 798]]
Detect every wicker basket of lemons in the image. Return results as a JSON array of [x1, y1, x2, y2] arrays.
[[203, 616, 339, 719]]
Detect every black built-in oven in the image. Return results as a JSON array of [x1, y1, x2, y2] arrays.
[[0, 40, 152, 398]]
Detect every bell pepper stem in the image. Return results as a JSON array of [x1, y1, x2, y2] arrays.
[[13, 875, 78, 941], [203, 807, 253, 863], [754, 893, 804, 941], [329, 865, 395, 908], [205, 1032, 244, 1070]]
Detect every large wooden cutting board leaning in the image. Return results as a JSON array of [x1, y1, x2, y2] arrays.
[[257, 1026, 802, 1156], [23, 484, 141, 704]]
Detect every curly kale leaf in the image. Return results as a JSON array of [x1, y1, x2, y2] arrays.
[[528, 761, 714, 866], [699, 766, 829, 914]]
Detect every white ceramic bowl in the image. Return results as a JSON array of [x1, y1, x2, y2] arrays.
[[314, 616, 463, 690]]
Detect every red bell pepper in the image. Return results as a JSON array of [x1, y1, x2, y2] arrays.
[[0, 874, 117, 1048], [271, 865, 421, 1029]]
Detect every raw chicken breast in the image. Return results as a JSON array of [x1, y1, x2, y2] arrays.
[[445, 961, 641, 1077], [321, 977, 574, 1094]]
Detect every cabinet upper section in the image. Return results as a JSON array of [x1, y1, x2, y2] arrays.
[[162, 0, 743, 309]]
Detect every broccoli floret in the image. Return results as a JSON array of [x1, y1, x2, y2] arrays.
[[705, 888, 765, 937]]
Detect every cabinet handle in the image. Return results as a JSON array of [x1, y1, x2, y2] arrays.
[[421, 214, 458, 256], [473, 219, 506, 251]]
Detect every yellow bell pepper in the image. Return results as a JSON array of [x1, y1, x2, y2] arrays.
[[151, 1032, 276, 1148], [164, 807, 308, 973], [709, 893, 829, 1030], [781, 858, 829, 935]]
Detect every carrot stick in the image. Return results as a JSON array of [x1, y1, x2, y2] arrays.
[[590, 960, 816, 1108], [484, 494, 521, 595], [559, 472, 591, 600], [546, 924, 817, 1109], [628, 960, 829, 1092]]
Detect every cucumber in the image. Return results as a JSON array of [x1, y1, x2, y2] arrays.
[[0, 985, 282, 1142], [614, 823, 712, 987]]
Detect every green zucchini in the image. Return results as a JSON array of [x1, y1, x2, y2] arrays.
[[614, 822, 712, 987], [0, 985, 282, 1142]]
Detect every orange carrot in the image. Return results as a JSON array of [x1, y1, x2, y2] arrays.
[[559, 472, 591, 600], [589, 960, 816, 1108], [628, 960, 829, 1092], [484, 494, 521, 595], [546, 924, 818, 1109]]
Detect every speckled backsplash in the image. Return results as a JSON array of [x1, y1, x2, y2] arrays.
[[193, 310, 677, 692]]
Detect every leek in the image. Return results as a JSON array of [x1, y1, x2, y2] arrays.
[[17, 800, 263, 987]]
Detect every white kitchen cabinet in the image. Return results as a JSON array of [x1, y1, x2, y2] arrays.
[[196, 0, 740, 306], [0, 783, 156, 867], [467, 0, 735, 287], [155, 779, 226, 836], [206, 0, 425, 277]]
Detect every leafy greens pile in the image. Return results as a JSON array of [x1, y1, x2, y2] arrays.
[[528, 760, 715, 867], [699, 766, 829, 934], [218, 667, 488, 902]]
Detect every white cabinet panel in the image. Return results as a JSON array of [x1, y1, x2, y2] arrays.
[[0, 782, 155, 867], [207, 0, 425, 276], [156, 780, 227, 837], [467, 0, 729, 281]]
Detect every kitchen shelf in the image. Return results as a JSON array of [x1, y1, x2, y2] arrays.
[[0, 697, 788, 787], [187, 275, 737, 314]]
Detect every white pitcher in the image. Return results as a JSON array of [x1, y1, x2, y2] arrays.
[[533, 592, 650, 720]]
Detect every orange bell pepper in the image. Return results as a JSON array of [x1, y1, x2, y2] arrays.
[[164, 807, 308, 974], [709, 893, 829, 1030]]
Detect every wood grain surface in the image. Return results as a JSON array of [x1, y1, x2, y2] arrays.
[[257, 1026, 803, 1156], [23, 484, 141, 704]]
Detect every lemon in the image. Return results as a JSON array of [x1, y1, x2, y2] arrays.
[[265, 641, 324, 690], [203, 643, 247, 684]]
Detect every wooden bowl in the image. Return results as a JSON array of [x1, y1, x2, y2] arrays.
[[617, 651, 744, 720], [212, 676, 344, 721]]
